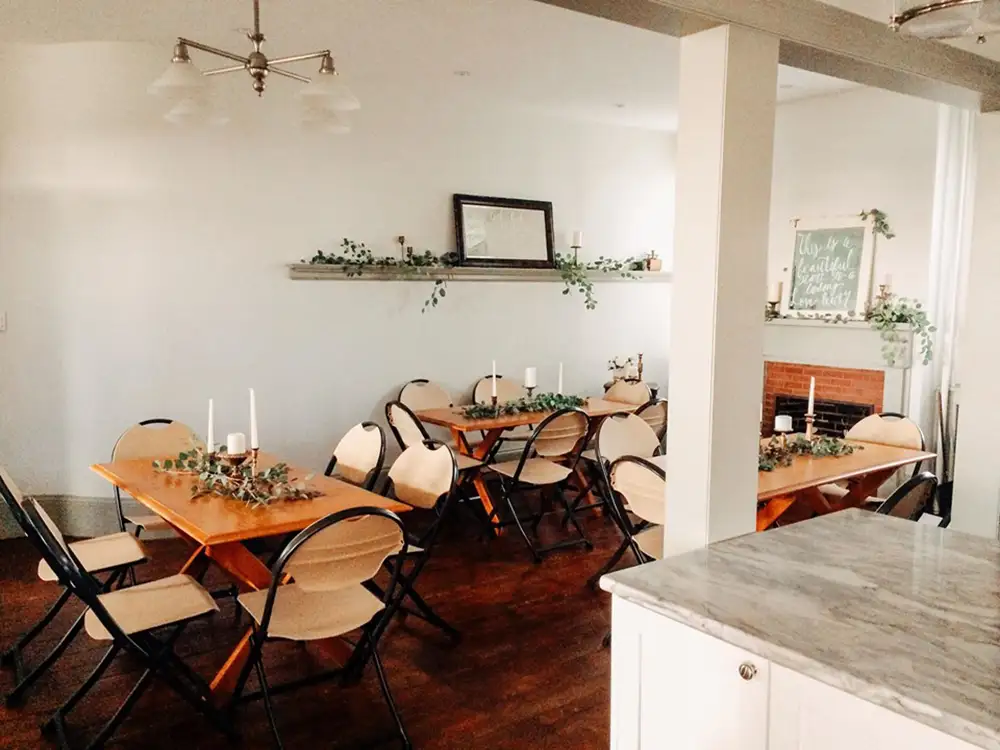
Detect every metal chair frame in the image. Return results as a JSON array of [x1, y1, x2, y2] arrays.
[[635, 398, 669, 443], [230, 506, 412, 750], [110, 417, 176, 535], [324, 420, 387, 492], [20, 499, 231, 750], [875, 412, 928, 479], [587, 455, 664, 590], [490, 408, 593, 563], [875, 470, 938, 521], [0, 478, 136, 707]]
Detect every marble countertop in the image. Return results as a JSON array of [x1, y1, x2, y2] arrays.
[[602, 509, 1000, 749]]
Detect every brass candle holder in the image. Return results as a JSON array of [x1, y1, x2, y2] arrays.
[[250, 447, 259, 473], [805, 413, 816, 440], [525, 386, 536, 398], [766, 300, 780, 319]]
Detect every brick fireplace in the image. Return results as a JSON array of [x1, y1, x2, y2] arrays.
[[762, 362, 885, 437]]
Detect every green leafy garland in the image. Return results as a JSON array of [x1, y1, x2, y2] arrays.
[[860, 209, 895, 240], [306, 239, 458, 313], [867, 295, 935, 366], [759, 434, 861, 472], [554, 253, 644, 310], [462, 393, 586, 419], [153, 445, 319, 507]]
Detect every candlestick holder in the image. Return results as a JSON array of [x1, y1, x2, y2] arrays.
[[805, 413, 816, 440], [250, 447, 260, 474], [525, 386, 536, 398], [490, 394, 499, 416], [876, 284, 892, 303], [219, 451, 249, 470], [766, 300, 780, 319], [571, 244, 580, 264]]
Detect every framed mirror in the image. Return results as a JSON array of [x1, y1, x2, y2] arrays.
[[454, 194, 555, 268]]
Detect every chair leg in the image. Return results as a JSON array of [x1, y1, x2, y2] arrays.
[[500, 479, 542, 564], [587, 536, 631, 590], [396, 576, 461, 642], [254, 658, 285, 750], [5, 608, 86, 706], [43, 644, 120, 736], [371, 646, 412, 750], [602, 631, 612, 649], [1, 587, 72, 677], [556, 483, 593, 551], [84, 666, 155, 750]]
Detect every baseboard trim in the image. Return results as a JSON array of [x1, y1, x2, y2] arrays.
[[0, 495, 148, 540]]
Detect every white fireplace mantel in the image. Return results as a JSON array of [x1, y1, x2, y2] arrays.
[[763, 319, 914, 413]]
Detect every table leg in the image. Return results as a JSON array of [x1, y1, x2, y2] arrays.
[[835, 469, 895, 511], [756, 496, 797, 531], [452, 427, 504, 534], [201, 541, 351, 701]]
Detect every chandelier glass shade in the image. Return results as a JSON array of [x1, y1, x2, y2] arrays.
[[150, 0, 358, 129], [890, 0, 1000, 39]]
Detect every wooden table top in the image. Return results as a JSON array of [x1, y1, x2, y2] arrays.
[[416, 398, 634, 432], [648, 440, 935, 500], [91, 456, 408, 546]]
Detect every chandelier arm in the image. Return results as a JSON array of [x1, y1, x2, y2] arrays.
[[270, 66, 312, 83], [203, 64, 248, 77], [178, 37, 249, 65], [267, 50, 332, 66], [890, 0, 986, 28]]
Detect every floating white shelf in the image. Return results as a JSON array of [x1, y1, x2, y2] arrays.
[[287, 264, 672, 283]]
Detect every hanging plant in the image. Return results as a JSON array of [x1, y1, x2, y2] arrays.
[[866, 294, 935, 366], [860, 209, 895, 240], [554, 254, 644, 310], [305, 238, 458, 313]]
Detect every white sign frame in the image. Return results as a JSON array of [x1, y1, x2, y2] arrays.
[[780, 215, 876, 319]]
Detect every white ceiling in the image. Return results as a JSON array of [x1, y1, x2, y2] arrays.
[[0, 0, 859, 131]]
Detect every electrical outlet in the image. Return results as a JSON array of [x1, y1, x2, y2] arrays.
[[0, 312, 6, 332]]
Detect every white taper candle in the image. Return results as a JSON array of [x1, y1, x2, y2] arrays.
[[249, 388, 259, 450], [558, 362, 564, 395], [492, 361, 497, 398], [807, 376, 816, 415], [207, 398, 214, 453]]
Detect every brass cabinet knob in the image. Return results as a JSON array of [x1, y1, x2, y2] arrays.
[[738, 662, 758, 681]]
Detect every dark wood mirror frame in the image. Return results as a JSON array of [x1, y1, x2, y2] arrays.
[[453, 193, 556, 269]]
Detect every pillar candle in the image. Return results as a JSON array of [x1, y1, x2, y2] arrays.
[[249, 388, 259, 450], [207, 398, 214, 453], [491, 361, 497, 398], [882, 273, 893, 288], [571, 230, 583, 247], [558, 362, 564, 395], [807, 376, 816, 415], [767, 281, 783, 303], [227, 432, 247, 455], [524, 367, 537, 389], [774, 414, 793, 433]]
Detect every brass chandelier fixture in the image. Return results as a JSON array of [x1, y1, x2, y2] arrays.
[[890, 0, 1000, 41], [149, 0, 358, 127]]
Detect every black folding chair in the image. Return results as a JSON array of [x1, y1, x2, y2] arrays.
[[876, 471, 938, 521], [20, 498, 231, 750], [0, 471, 143, 707], [231, 506, 412, 750], [324, 421, 387, 492]]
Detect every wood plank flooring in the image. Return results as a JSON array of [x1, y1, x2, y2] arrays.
[[0, 511, 622, 749]]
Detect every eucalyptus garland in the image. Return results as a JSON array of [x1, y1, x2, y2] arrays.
[[759, 434, 861, 472], [462, 393, 587, 419], [153, 445, 319, 507], [554, 253, 644, 310]]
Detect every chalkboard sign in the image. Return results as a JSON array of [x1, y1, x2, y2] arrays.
[[784, 218, 875, 317]]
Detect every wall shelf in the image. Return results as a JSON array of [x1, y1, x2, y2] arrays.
[[287, 264, 672, 283]]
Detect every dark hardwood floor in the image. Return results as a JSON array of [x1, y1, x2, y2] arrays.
[[0, 510, 622, 749]]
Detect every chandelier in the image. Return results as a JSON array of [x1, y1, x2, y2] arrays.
[[889, 0, 1000, 40], [149, 0, 358, 126]]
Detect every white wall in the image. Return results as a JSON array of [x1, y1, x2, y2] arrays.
[[769, 87, 939, 303], [0, 43, 675, 502]]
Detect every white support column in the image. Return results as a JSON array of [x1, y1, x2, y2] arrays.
[[664, 25, 779, 556], [951, 113, 1000, 539]]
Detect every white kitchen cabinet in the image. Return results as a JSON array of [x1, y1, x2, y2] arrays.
[[610, 599, 979, 750], [610, 597, 770, 750], [769, 664, 977, 750]]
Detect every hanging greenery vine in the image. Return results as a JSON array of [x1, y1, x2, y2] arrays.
[[867, 295, 936, 366], [305, 239, 458, 313], [860, 208, 895, 240], [553, 254, 645, 310], [758, 434, 861, 472], [462, 393, 586, 420]]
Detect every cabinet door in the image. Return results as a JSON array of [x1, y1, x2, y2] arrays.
[[610, 597, 770, 750], [769, 664, 978, 750]]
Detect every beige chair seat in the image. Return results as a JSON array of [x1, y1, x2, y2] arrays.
[[239, 583, 384, 642], [817, 483, 849, 500], [634, 525, 663, 560], [489, 458, 571, 486], [85, 574, 218, 640], [38, 532, 147, 583], [125, 513, 173, 533], [454, 453, 483, 472], [581, 449, 598, 463]]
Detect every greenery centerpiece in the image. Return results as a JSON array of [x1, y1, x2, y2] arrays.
[[758, 434, 861, 472], [153, 444, 319, 507], [462, 393, 586, 420]]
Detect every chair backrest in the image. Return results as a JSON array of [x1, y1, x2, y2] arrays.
[[398, 379, 453, 411], [112, 419, 201, 460], [527, 408, 590, 458], [610, 456, 666, 526], [846, 413, 924, 451], [595, 412, 660, 465], [385, 401, 431, 451], [386, 440, 457, 510], [876, 471, 938, 521], [21, 498, 137, 649], [605, 380, 652, 406], [635, 398, 668, 442], [326, 422, 386, 490], [263, 507, 407, 635], [474, 375, 526, 405]]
